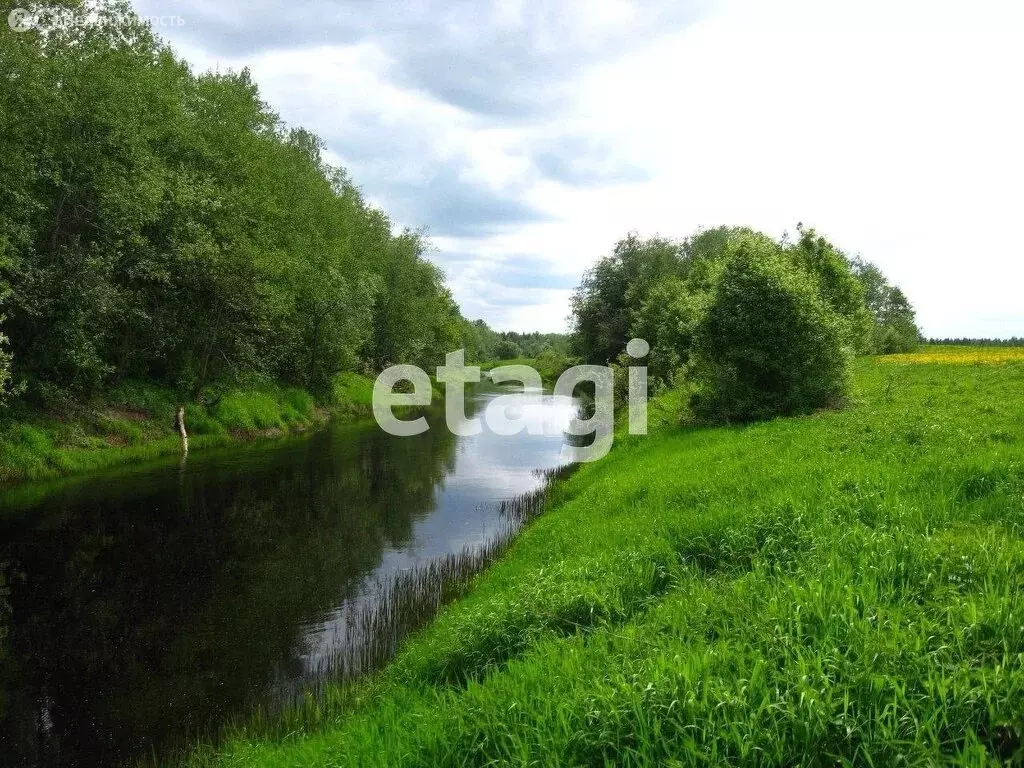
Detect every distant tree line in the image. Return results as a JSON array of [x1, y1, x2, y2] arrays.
[[926, 338, 1024, 347], [0, 2, 511, 409], [484, 330, 569, 361], [569, 225, 921, 422]]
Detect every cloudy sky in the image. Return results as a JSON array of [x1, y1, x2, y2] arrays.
[[134, 0, 1023, 337]]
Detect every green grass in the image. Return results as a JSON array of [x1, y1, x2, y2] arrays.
[[330, 371, 377, 418], [188, 355, 1024, 766], [0, 375, 377, 487]]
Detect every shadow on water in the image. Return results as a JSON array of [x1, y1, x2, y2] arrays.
[[0, 385, 578, 767]]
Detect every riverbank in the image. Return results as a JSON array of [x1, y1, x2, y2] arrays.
[[189, 352, 1024, 765], [0, 373, 380, 487], [0, 360, 572, 491]]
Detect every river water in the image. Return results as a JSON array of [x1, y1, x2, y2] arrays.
[[0, 383, 577, 766]]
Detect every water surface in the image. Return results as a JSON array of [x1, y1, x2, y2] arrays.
[[0, 384, 576, 766]]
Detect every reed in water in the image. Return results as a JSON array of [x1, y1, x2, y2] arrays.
[[213, 461, 578, 746]]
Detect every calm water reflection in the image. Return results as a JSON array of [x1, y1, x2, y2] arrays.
[[0, 384, 576, 767]]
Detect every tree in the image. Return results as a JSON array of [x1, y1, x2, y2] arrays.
[[874, 286, 920, 353], [850, 257, 921, 353], [789, 226, 874, 354], [690, 236, 852, 422], [569, 234, 685, 365], [0, 2, 495, 409], [629, 276, 705, 386]]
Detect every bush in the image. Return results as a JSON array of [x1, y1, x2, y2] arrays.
[[494, 340, 522, 360], [691, 236, 852, 422], [791, 227, 874, 353]]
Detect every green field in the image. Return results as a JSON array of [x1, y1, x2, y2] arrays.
[[185, 352, 1024, 766]]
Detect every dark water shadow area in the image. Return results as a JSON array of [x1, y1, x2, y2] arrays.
[[0, 384, 577, 766]]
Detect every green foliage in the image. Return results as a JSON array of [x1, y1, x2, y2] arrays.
[[330, 372, 375, 409], [850, 257, 921, 353], [570, 225, 919, 421], [533, 347, 574, 383], [570, 233, 689, 365], [927, 337, 1024, 346], [0, 2, 485, 407], [494, 339, 522, 360], [0, 377, 388, 484], [96, 417, 145, 446], [185, 409, 228, 437], [456, 322, 569, 365], [691, 236, 852, 422], [212, 392, 288, 432], [790, 225, 874, 353], [629, 276, 705, 385], [188, 356, 1024, 767], [280, 388, 314, 422]]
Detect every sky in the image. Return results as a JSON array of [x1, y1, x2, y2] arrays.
[[133, 0, 1024, 337]]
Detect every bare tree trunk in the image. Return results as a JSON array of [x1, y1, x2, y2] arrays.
[[174, 406, 188, 455]]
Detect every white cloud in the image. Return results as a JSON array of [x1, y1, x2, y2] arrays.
[[139, 0, 1024, 336]]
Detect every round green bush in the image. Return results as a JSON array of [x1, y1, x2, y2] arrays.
[[691, 236, 852, 422]]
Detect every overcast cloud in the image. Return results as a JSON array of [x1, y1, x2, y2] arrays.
[[135, 0, 1024, 336]]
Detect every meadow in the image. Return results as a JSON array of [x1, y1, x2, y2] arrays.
[[878, 345, 1024, 366], [186, 353, 1024, 766]]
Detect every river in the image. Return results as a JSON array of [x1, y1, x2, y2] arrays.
[[0, 382, 577, 767]]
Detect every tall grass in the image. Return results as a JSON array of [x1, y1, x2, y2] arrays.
[[187, 356, 1024, 767]]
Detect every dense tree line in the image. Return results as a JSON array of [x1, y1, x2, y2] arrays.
[[454, 320, 569, 363], [570, 226, 920, 421], [926, 338, 1024, 346], [0, 2, 495, 410], [491, 331, 569, 361]]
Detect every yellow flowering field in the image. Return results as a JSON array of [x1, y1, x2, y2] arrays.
[[877, 345, 1024, 365]]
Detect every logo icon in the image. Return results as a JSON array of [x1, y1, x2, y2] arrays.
[[8, 8, 33, 32]]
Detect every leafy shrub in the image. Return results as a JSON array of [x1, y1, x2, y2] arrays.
[[690, 236, 852, 422], [791, 226, 874, 353], [495, 340, 523, 360]]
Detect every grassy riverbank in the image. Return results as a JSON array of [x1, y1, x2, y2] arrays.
[[0, 373, 379, 487], [190, 350, 1024, 766]]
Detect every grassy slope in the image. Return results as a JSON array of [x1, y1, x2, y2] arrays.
[[192, 352, 1024, 766], [0, 373, 378, 487]]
